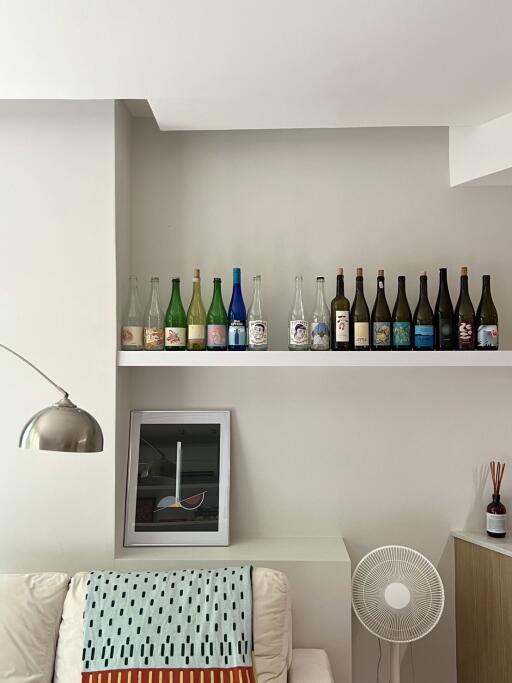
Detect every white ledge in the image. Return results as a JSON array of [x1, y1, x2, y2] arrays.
[[118, 350, 512, 368]]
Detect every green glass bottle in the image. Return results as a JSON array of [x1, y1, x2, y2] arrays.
[[391, 276, 412, 350], [371, 269, 391, 350], [455, 266, 475, 350], [165, 278, 187, 350], [413, 272, 434, 350], [331, 268, 350, 351], [350, 267, 370, 350], [207, 278, 228, 350], [476, 275, 499, 350], [187, 268, 206, 350]]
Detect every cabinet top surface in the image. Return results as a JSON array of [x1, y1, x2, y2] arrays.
[[453, 530, 512, 558]]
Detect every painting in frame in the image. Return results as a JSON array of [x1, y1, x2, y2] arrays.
[[124, 410, 230, 546]]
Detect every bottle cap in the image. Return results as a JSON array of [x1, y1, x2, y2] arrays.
[[461, 266, 468, 276], [398, 275, 405, 280], [378, 269, 384, 277], [193, 268, 200, 279], [233, 267, 241, 284], [317, 276, 325, 281], [420, 271, 427, 277], [356, 267, 363, 277], [336, 268, 343, 276]]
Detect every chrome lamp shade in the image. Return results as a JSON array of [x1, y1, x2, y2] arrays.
[[19, 397, 103, 453]]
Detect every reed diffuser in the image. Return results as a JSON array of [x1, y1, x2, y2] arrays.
[[487, 461, 507, 538]]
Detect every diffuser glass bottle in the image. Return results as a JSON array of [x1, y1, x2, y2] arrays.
[[487, 461, 507, 538]]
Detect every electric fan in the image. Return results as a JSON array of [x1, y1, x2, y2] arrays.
[[352, 545, 444, 683]]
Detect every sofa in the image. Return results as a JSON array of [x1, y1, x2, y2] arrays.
[[0, 568, 334, 683]]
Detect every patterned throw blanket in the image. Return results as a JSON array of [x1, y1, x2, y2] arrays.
[[82, 567, 255, 683]]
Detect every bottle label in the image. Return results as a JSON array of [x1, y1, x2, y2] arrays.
[[143, 327, 164, 350], [228, 321, 246, 347], [289, 320, 309, 346], [392, 322, 410, 347], [353, 322, 369, 347], [311, 322, 330, 349], [165, 327, 186, 347], [487, 512, 507, 534], [207, 324, 227, 348], [248, 320, 268, 347], [335, 311, 349, 343], [122, 326, 143, 348], [458, 322, 475, 349], [415, 325, 434, 348], [188, 324, 206, 343], [373, 322, 391, 347], [477, 325, 498, 348], [438, 319, 453, 347]]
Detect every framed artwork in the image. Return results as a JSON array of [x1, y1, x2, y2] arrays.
[[124, 411, 230, 546]]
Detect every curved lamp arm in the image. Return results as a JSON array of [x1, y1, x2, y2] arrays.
[[0, 342, 69, 399]]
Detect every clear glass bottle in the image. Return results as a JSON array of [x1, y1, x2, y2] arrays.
[[247, 275, 268, 350], [288, 276, 309, 351], [121, 276, 143, 350], [143, 276, 165, 350], [310, 277, 330, 350]]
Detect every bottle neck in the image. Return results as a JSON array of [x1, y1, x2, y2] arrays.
[[336, 275, 345, 297], [439, 269, 448, 287], [460, 276, 469, 295], [356, 276, 364, 295], [294, 278, 304, 304], [213, 279, 222, 298], [397, 278, 406, 299], [252, 279, 262, 304], [482, 276, 491, 299], [150, 281, 160, 302], [376, 276, 385, 297], [192, 279, 202, 297], [492, 493, 501, 504], [315, 280, 326, 305], [420, 276, 428, 299], [171, 280, 181, 299]]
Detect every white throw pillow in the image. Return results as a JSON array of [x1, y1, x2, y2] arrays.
[[54, 568, 292, 683], [0, 572, 69, 683]]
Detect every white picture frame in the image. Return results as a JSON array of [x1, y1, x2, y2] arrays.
[[124, 410, 230, 546]]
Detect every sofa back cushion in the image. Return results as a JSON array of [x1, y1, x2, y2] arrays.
[[0, 572, 69, 683], [54, 567, 291, 683]]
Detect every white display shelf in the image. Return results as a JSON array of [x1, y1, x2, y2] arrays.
[[118, 350, 512, 368]]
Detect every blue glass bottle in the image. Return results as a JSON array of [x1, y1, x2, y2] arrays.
[[228, 267, 247, 350]]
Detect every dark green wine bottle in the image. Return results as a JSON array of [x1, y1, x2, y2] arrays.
[[434, 268, 454, 350], [207, 278, 228, 350], [371, 269, 391, 350], [392, 276, 412, 350], [164, 278, 187, 350], [454, 266, 475, 350], [413, 272, 434, 350], [350, 267, 370, 350], [476, 275, 498, 350], [331, 268, 350, 351]]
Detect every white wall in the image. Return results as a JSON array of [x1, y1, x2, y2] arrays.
[[127, 120, 512, 683], [0, 100, 117, 572]]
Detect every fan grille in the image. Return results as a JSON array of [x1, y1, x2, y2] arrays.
[[352, 545, 444, 643]]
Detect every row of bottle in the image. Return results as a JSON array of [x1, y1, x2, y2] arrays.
[[121, 268, 266, 351], [327, 266, 498, 351], [121, 266, 498, 351]]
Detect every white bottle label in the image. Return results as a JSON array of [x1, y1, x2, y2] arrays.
[[335, 311, 349, 343], [487, 512, 507, 534], [122, 326, 143, 347], [165, 327, 186, 347], [354, 322, 369, 347], [249, 320, 268, 346], [289, 320, 309, 346], [188, 324, 205, 342]]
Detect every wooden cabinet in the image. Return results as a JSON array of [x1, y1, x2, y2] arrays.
[[455, 537, 512, 682]]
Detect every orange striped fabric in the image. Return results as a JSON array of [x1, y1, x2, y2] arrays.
[[81, 668, 255, 683]]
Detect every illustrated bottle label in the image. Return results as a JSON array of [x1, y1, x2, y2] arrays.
[[311, 322, 330, 349], [289, 320, 309, 346], [353, 322, 369, 347], [477, 325, 498, 348], [392, 322, 410, 347], [207, 324, 227, 348], [143, 327, 164, 350], [248, 320, 268, 347], [165, 327, 186, 347], [437, 319, 453, 347], [414, 325, 434, 348], [373, 322, 391, 347], [228, 321, 246, 347], [188, 324, 206, 343], [335, 311, 349, 343], [487, 512, 507, 534], [458, 322, 474, 349], [122, 325, 143, 348]]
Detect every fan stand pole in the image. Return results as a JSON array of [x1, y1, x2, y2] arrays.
[[390, 642, 400, 683]]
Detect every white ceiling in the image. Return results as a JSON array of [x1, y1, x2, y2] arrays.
[[1, 1, 512, 130]]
